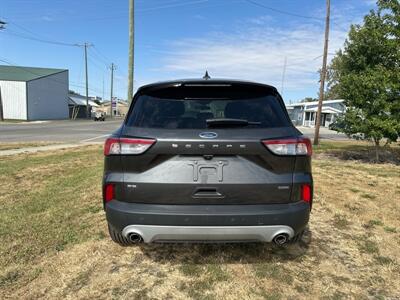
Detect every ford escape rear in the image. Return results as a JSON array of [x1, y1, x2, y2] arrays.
[[103, 79, 313, 245]]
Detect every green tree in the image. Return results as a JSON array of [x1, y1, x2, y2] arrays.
[[327, 0, 400, 161]]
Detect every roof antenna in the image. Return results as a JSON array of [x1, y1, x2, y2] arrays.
[[203, 70, 211, 80]]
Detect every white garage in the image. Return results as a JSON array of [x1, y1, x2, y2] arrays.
[[0, 65, 69, 120]]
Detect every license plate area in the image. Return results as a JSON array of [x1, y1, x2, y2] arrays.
[[188, 160, 228, 183]]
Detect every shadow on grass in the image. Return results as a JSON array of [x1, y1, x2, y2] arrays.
[[315, 142, 400, 165], [137, 229, 312, 265]]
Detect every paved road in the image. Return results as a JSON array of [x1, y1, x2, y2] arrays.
[[0, 120, 347, 143], [0, 119, 122, 143], [297, 126, 348, 141]]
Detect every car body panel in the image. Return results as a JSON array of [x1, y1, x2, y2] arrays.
[[103, 79, 312, 243]]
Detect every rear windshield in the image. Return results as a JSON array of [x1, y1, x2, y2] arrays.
[[126, 92, 290, 129]]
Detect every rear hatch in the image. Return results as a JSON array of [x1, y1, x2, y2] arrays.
[[116, 81, 302, 205]]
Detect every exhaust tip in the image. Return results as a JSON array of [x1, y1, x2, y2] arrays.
[[127, 232, 143, 243], [273, 233, 289, 245]]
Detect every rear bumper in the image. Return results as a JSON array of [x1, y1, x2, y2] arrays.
[[122, 225, 295, 243], [106, 201, 310, 242]]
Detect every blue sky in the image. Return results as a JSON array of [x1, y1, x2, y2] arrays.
[[0, 0, 376, 102]]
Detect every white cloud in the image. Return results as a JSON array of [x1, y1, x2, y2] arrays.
[[159, 21, 349, 95], [41, 15, 54, 22], [363, 0, 377, 7]]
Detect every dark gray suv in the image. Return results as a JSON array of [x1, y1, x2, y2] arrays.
[[103, 79, 312, 245]]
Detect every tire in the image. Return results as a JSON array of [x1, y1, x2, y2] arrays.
[[108, 223, 131, 246]]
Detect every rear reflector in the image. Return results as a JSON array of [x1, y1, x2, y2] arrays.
[[104, 184, 115, 203], [301, 184, 311, 203], [104, 137, 155, 155], [262, 137, 312, 156]]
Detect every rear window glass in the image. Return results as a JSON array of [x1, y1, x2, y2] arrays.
[[126, 94, 290, 129]]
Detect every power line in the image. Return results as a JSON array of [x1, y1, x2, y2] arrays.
[[244, 0, 351, 32], [2, 21, 80, 47], [137, 0, 209, 12], [2, 30, 79, 47], [87, 55, 107, 72], [244, 0, 324, 21], [91, 46, 112, 65], [0, 57, 103, 94]]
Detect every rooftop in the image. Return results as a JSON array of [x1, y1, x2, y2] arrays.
[[286, 99, 344, 107], [68, 95, 99, 107], [0, 65, 67, 82]]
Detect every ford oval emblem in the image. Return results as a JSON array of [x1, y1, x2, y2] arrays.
[[199, 132, 218, 139]]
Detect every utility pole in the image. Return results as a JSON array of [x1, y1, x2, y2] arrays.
[[313, 0, 330, 145], [0, 0, 4, 117], [102, 76, 105, 101], [127, 0, 135, 103], [0, 86, 4, 121], [76, 42, 93, 118], [280, 56, 287, 96], [110, 63, 116, 118], [84, 42, 90, 119]]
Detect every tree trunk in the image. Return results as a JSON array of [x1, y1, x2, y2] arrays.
[[374, 139, 380, 163]]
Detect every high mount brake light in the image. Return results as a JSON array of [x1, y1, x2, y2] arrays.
[[104, 138, 155, 155], [262, 137, 312, 156]]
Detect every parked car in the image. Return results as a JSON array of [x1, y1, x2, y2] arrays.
[[93, 111, 106, 121], [103, 79, 313, 245]]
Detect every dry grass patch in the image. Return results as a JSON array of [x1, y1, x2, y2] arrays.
[[0, 144, 399, 299], [0, 142, 60, 151]]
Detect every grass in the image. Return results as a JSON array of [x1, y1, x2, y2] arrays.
[[363, 219, 384, 229], [332, 214, 351, 230], [314, 140, 400, 164], [357, 237, 380, 254], [0, 143, 399, 299], [383, 226, 397, 233], [0, 142, 60, 151]]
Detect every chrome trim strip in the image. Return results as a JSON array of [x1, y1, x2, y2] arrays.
[[122, 225, 294, 243]]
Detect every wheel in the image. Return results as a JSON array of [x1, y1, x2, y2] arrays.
[[108, 223, 131, 246]]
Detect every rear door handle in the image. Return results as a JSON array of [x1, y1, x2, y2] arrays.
[[193, 188, 224, 198]]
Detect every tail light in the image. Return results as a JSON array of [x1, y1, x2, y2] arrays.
[[104, 137, 155, 155], [301, 184, 312, 210], [262, 137, 312, 156], [301, 184, 311, 203], [104, 183, 115, 203]]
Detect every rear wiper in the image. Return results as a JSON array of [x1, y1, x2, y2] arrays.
[[206, 118, 261, 127]]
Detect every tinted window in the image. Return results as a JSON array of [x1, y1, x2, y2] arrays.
[[126, 95, 290, 129]]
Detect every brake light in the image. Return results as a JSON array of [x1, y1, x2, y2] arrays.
[[262, 137, 312, 156], [301, 184, 311, 203], [104, 137, 155, 155], [104, 184, 115, 203]]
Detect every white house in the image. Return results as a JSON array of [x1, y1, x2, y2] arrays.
[[286, 99, 346, 128], [0, 65, 69, 120]]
